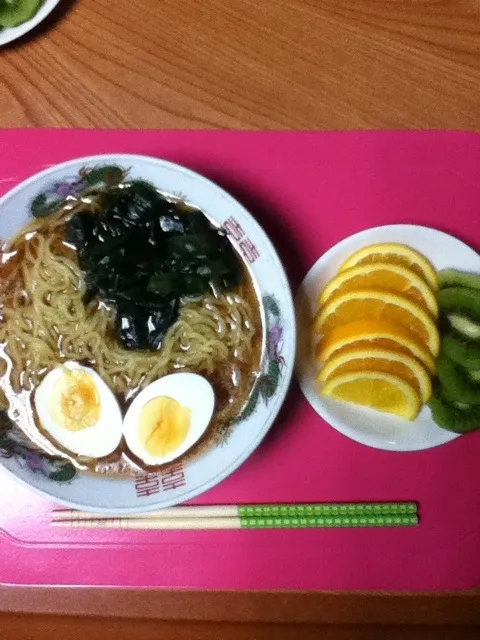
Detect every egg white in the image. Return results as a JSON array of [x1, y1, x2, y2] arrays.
[[123, 372, 215, 466], [34, 361, 123, 458]]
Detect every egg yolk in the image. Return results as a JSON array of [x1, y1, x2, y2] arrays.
[[50, 370, 101, 432], [138, 396, 191, 457]]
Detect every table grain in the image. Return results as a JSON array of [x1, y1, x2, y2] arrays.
[[1, 0, 480, 636], [2, 0, 480, 130]]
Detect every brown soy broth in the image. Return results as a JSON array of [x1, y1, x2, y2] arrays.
[[0, 196, 264, 476]]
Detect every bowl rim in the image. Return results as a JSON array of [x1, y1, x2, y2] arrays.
[[0, 0, 62, 47], [0, 152, 296, 512]]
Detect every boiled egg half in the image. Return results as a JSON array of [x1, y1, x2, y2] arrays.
[[122, 372, 215, 466], [34, 361, 123, 458]]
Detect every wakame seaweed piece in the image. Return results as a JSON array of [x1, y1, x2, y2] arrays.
[[101, 181, 162, 226], [82, 285, 97, 306], [67, 211, 136, 267], [158, 213, 186, 235], [165, 230, 241, 268], [165, 233, 225, 259], [91, 261, 154, 304], [66, 212, 96, 258], [146, 273, 181, 297], [205, 239, 242, 289], [147, 272, 210, 298], [160, 231, 241, 291], [196, 256, 238, 280], [70, 181, 244, 351], [180, 273, 212, 296], [210, 264, 241, 290], [179, 253, 240, 287], [83, 232, 133, 263], [180, 208, 213, 234], [82, 184, 159, 247], [78, 232, 156, 299], [91, 189, 176, 257], [81, 253, 137, 302], [115, 298, 180, 350]]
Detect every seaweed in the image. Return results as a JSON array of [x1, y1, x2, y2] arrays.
[[67, 181, 241, 350]]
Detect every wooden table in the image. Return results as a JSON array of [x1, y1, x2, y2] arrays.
[[2, 0, 480, 637]]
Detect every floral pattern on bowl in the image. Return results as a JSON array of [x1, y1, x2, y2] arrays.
[[0, 412, 77, 483], [30, 165, 128, 218]]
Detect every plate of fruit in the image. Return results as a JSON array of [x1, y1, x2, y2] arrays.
[[296, 224, 480, 451]]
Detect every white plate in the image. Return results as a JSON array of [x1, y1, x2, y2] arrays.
[[0, 0, 61, 47], [296, 224, 480, 452], [0, 154, 295, 511]]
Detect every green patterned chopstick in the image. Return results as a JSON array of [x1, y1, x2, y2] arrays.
[[51, 502, 418, 530], [237, 502, 417, 518], [238, 503, 418, 529], [239, 514, 417, 529]]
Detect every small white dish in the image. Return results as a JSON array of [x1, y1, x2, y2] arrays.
[[0, 0, 61, 47], [296, 224, 480, 452]]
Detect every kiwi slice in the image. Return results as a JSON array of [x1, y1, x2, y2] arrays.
[[438, 269, 480, 291], [469, 370, 480, 382], [448, 313, 480, 340], [0, 0, 41, 28], [442, 330, 480, 370], [438, 287, 480, 323], [428, 383, 480, 433], [436, 352, 480, 405]]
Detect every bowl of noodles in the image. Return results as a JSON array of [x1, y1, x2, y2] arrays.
[[0, 155, 295, 512]]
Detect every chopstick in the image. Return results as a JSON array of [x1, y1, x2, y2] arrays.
[[51, 502, 418, 530]]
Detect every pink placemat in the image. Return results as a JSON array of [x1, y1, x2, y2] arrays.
[[1, 129, 480, 591]]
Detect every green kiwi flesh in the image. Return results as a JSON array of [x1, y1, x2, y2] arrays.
[[438, 287, 480, 321], [428, 384, 480, 433], [430, 272, 480, 433], [436, 352, 480, 404], [438, 269, 480, 291], [0, 0, 41, 28], [442, 331, 480, 370]]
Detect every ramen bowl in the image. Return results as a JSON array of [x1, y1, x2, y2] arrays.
[[0, 154, 295, 512]]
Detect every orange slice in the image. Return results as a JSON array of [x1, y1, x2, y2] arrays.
[[322, 371, 421, 421], [317, 347, 432, 402], [339, 243, 438, 291], [318, 262, 438, 317], [315, 319, 435, 375], [314, 290, 440, 357]]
